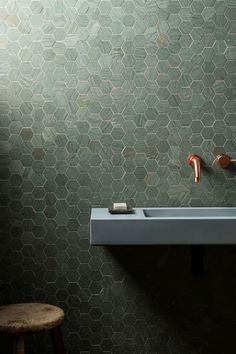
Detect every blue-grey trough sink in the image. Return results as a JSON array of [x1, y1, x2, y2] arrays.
[[90, 207, 236, 245]]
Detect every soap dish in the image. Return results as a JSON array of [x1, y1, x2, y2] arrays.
[[108, 207, 134, 214]]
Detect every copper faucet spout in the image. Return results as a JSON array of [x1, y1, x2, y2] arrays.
[[188, 154, 201, 183]]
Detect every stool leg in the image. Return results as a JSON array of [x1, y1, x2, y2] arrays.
[[12, 334, 24, 354], [50, 326, 66, 354]]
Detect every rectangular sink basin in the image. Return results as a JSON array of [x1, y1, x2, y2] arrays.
[[143, 208, 236, 218], [90, 207, 236, 245]]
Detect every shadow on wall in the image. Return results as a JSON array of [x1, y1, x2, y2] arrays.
[[0, 145, 13, 295], [108, 245, 236, 354], [0, 148, 15, 353]]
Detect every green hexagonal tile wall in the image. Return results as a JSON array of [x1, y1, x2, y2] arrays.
[[0, 0, 236, 353]]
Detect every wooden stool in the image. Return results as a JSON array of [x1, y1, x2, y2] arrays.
[[0, 303, 66, 354]]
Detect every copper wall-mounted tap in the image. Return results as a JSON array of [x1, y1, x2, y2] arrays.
[[188, 154, 201, 183], [216, 154, 236, 168]]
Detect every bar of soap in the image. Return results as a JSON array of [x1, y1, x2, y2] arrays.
[[113, 203, 127, 210]]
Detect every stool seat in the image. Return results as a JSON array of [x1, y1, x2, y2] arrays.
[[0, 303, 64, 334]]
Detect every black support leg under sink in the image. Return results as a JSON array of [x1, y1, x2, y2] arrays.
[[190, 245, 204, 276]]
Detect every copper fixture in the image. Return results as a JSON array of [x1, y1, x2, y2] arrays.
[[188, 154, 201, 183], [216, 154, 236, 168]]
